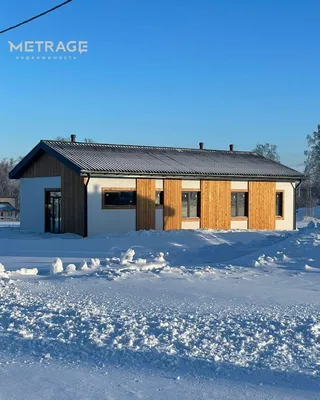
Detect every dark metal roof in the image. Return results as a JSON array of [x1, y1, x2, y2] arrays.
[[0, 202, 16, 212], [9, 140, 304, 180]]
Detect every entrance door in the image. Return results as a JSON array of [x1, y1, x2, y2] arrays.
[[45, 190, 61, 233]]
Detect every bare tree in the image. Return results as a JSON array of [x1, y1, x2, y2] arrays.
[[304, 125, 320, 180], [55, 136, 70, 141], [0, 157, 21, 207], [302, 124, 320, 207], [253, 143, 280, 162], [54, 136, 95, 143]]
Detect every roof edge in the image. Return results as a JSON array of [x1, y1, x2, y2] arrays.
[[80, 170, 305, 181], [9, 141, 82, 179], [42, 139, 255, 155]]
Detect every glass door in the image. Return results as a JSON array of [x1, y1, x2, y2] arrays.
[[45, 190, 61, 233]]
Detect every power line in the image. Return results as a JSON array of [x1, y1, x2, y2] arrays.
[[0, 0, 72, 35]]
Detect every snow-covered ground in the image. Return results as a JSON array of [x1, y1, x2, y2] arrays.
[[297, 206, 320, 229], [0, 223, 319, 399]]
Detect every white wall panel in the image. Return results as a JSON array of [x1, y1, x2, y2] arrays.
[[20, 177, 61, 233], [275, 182, 295, 230], [182, 180, 200, 189], [182, 220, 200, 229], [231, 220, 248, 229], [155, 209, 163, 230], [87, 177, 136, 235], [231, 181, 248, 190]]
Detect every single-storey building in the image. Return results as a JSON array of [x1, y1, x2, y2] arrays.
[[0, 197, 19, 220], [9, 136, 304, 236]]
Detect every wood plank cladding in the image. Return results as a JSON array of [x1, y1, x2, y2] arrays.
[[200, 180, 231, 229], [21, 151, 63, 178], [163, 179, 181, 230], [22, 151, 86, 236], [136, 179, 156, 230], [248, 181, 276, 230]]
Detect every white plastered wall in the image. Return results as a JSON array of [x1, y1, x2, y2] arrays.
[[182, 180, 200, 190], [231, 181, 248, 190], [155, 209, 163, 230], [182, 220, 200, 229], [87, 178, 136, 235], [86, 178, 295, 235], [230, 220, 248, 229], [275, 182, 295, 230], [156, 180, 163, 190], [20, 177, 61, 233]]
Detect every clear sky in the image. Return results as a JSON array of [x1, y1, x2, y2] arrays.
[[0, 0, 319, 170]]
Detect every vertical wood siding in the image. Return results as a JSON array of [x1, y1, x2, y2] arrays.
[[136, 178, 156, 230], [248, 181, 276, 230], [21, 151, 86, 236], [61, 167, 86, 236], [200, 180, 231, 229], [163, 179, 181, 230]]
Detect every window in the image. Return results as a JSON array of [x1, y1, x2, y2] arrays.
[[182, 191, 200, 218], [231, 192, 248, 217], [276, 192, 284, 217], [156, 191, 164, 207], [102, 190, 136, 208]]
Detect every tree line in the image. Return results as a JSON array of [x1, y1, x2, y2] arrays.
[[0, 158, 21, 206], [250, 131, 320, 209]]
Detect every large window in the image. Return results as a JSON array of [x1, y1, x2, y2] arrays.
[[102, 189, 136, 208], [276, 192, 284, 217], [182, 191, 200, 218], [231, 192, 248, 218]]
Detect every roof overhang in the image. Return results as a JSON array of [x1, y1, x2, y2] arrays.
[[9, 141, 82, 179], [80, 170, 305, 182]]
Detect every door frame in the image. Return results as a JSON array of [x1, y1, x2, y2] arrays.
[[44, 188, 62, 233]]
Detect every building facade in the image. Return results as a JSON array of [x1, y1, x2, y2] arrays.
[[10, 138, 304, 236], [0, 197, 19, 220]]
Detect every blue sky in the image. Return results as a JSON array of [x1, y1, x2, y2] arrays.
[[0, 0, 319, 170]]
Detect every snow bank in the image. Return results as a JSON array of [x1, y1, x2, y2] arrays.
[[90, 258, 100, 268], [0, 263, 9, 279], [120, 248, 135, 265], [0, 226, 320, 394], [65, 264, 77, 274], [0, 263, 38, 278], [80, 260, 89, 271], [154, 252, 166, 263], [13, 268, 38, 276], [50, 258, 63, 275], [0, 282, 318, 379], [304, 264, 320, 272]]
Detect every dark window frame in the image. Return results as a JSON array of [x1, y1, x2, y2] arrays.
[[231, 191, 248, 219], [276, 191, 284, 219], [155, 190, 164, 208], [182, 191, 200, 219], [44, 188, 62, 234], [102, 188, 137, 209]]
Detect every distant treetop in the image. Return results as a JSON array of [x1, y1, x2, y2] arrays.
[[252, 143, 280, 163]]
